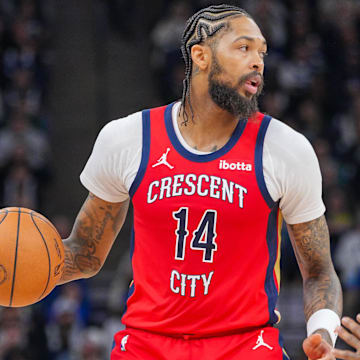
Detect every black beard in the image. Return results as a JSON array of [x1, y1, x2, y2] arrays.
[[208, 65, 263, 119]]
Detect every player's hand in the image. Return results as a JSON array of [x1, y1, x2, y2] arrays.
[[303, 333, 335, 360], [332, 314, 360, 360]]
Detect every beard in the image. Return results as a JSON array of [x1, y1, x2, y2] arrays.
[[208, 59, 264, 119]]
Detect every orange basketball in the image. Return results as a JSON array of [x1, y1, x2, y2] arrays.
[[0, 207, 65, 307]]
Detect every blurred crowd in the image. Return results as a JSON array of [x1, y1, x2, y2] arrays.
[[0, 0, 360, 359], [0, 0, 52, 212]]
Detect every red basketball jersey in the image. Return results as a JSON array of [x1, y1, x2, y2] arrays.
[[122, 103, 282, 337]]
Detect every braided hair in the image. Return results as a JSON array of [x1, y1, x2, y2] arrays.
[[180, 4, 252, 124]]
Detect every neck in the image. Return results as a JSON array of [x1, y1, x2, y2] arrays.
[[177, 81, 241, 152]]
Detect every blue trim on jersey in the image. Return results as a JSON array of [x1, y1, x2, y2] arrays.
[[255, 115, 276, 209], [129, 227, 135, 259], [129, 109, 151, 197], [283, 351, 291, 360], [121, 228, 135, 319], [122, 282, 135, 316], [164, 102, 247, 162], [278, 332, 291, 360], [265, 205, 280, 325]]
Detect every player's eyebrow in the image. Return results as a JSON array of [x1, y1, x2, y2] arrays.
[[233, 36, 267, 46]]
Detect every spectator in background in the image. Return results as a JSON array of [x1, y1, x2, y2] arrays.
[[313, 138, 339, 192], [78, 327, 107, 360], [260, 91, 288, 120], [325, 187, 353, 244], [3, 67, 43, 121], [0, 108, 50, 171], [335, 95, 360, 201], [3, 348, 31, 360], [334, 212, 360, 316], [150, 1, 192, 102], [296, 98, 324, 142], [242, 0, 288, 52], [0, 308, 30, 359], [2, 160, 38, 209], [46, 283, 89, 360], [0, 108, 51, 208]]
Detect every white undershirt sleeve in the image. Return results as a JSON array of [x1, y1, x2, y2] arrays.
[[80, 112, 143, 203], [263, 119, 326, 224]]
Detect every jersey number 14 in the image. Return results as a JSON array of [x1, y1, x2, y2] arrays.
[[173, 207, 218, 263]]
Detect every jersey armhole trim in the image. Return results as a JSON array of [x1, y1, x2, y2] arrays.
[[129, 109, 150, 197], [255, 115, 276, 209]]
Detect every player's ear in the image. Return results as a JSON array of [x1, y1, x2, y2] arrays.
[[191, 44, 211, 71]]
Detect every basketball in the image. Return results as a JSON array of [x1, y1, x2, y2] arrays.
[[0, 207, 65, 307]]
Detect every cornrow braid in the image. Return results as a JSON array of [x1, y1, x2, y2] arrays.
[[180, 4, 252, 125]]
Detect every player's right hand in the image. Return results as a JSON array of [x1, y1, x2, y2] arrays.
[[303, 333, 335, 360], [332, 315, 360, 360]]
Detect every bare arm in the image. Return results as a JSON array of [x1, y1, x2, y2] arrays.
[[58, 192, 130, 284], [287, 215, 342, 345]]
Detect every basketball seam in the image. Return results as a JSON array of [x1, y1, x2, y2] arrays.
[[9, 209, 21, 307], [30, 212, 60, 235], [0, 209, 8, 225], [0, 210, 59, 236], [30, 213, 51, 301]]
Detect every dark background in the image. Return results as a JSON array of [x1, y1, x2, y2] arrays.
[[0, 0, 359, 359]]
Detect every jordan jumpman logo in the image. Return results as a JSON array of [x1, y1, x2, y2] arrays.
[[252, 330, 273, 350], [152, 148, 174, 169]]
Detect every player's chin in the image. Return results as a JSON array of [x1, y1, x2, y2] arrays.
[[237, 89, 249, 98], [242, 91, 255, 99]]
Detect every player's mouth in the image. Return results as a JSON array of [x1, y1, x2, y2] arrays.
[[243, 75, 262, 95]]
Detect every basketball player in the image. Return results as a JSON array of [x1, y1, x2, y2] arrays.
[[332, 314, 360, 359], [57, 5, 342, 359]]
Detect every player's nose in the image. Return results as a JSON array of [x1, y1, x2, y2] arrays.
[[249, 53, 264, 73]]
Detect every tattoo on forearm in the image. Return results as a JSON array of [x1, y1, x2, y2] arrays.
[[63, 247, 79, 277], [61, 195, 128, 282], [289, 215, 342, 320]]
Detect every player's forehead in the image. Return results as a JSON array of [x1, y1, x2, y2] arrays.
[[220, 16, 266, 46]]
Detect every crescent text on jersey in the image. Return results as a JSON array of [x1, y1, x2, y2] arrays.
[[219, 159, 252, 171], [147, 174, 248, 208]]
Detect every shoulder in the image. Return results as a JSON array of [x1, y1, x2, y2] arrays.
[[264, 117, 317, 163], [96, 110, 143, 151], [261, 116, 325, 224]]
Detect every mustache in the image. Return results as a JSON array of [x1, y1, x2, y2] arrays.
[[238, 71, 264, 88]]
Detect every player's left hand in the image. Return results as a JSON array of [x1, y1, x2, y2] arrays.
[[303, 333, 335, 360], [332, 314, 360, 360]]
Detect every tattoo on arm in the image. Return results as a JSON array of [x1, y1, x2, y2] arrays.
[[60, 194, 129, 284], [288, 215, 342, 321]]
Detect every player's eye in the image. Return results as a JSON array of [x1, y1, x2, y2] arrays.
[[239, 45, 248, 52], [259, 51, 268, 59]]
